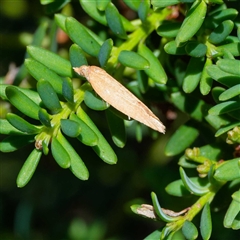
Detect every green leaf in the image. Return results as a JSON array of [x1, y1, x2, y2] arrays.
[[200, 58, 213, 95], [138, 44, 167, 84], [217, 59, 240, 76], [105, 2, 127, 39], [27, 46, 72, 77], [69, 44, 88, 68], [70, 113, 98, 146], [44, 0, 70, 14], [151, 192, 179, 222], [185, 42, 207, 58], [166, 177, 210, 197], [217, 43, 240, 57], [25, 58, 63, 94], [123, 0, 140, 11], [183, 57, 205, 93], [0, 119, 26, 135], [208, 20, 234, 45], [176, 0, 207, 46], [57, 131, 89, 180], [232, 190, 240, 203], [54, 13, 67, 32], [215, 122, 240, 137], [214, 158, 240, 181], [77, 107, 117, 164], [51, 136, 71, 168], [37, 79, 62, 114], [7, 113, 41, 135], [219, 84, 240, 101], [144, 229, 161, 240], [106, 108, 126, 148], [0, 85, 41, 104], [200, 203, 212, 240], [138, 0, 150, 23], [224, 191, 240, 229], [157, 21, 181, 38], [5, 86, 41, 120], [208, 101, 240, 115], [136, 70, 149, 93], [79, 0, 107, 25], [151, 0, 180, 8], [205, 7, 238, 29], [62, 77, 74, 103], [165, 123, 199, 156], [238, 26, 240, 41], [40, 0, 54, 5], [65, 17, 101, 57], [204, 8, 238, 29], [98, 38, 113, 67], [171, 92, 205, 121], [182, 221, 198, 240], [164, 40, 187, 55], [118, 50, 149, 70], [180, 167, 209, 196], [97, 0, 110, 11], [178, 155, 199, 169], [212, 86, 226, 104], [60, 119, 81, 138], [0, 135, 35, 153], [203, 106, 232, 130], [84, 90, 109, 111], [38, 108, 51, 127], [16, 149, 42, 188], [206, 65, 240, 88]]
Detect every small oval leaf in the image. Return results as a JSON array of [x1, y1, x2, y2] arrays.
[[62, 77, 74, 103], [138, 44, 167, 84], [37, 79, 62, 114], [70, 113, 98, 146], [182, 220, 198, 240], [105, 2, 127, 39], [77, 107, 117, 164], [38, 108, 52, 127], [51, 136, 71, 168], [98, 38, 113, 67], [7, 113, 41, 135], [60, 119, 81, 138], [66, 17, 101, 57], [118, 50, 149, 70], [185, 42, 207, 58], [157, 21, 181, 38], [165, 123, 199, 156], [208, 20, 234, 45], [0, 135, 35, 153], [6, 86, 41, 120], [69, 44, 88, 68], [183, 57, 205, 93], [27, 46, 72, 77], [17, 149, 42, 188], [214, 158, 240, 181], [176, 0, 207, 46], [200, 203, 212, 240], [57, 131, 89, 180], [25, 58, 63, 94]]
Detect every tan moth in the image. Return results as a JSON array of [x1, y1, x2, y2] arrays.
[[73, 65, 165, 133]]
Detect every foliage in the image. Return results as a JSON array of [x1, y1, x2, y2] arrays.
[[0, 0, 240, 239]]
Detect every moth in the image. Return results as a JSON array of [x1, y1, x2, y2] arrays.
[[73, 65, 165, 133]]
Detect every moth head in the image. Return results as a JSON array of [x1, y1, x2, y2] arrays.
[[73, 65, 90, 80]]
